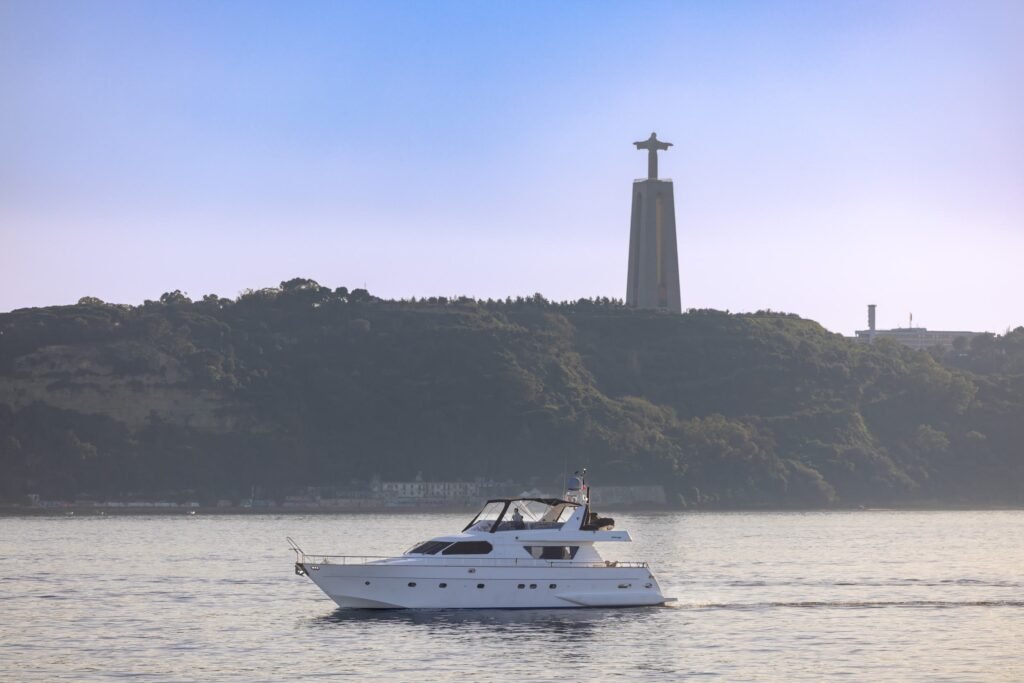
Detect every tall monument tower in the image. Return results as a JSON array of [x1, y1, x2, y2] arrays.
[[626, 132, 681, 313]]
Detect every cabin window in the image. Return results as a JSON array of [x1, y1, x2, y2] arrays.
[[517, 584, 525, 589], [477, 583, 485, 589], [439, 583, 447, 588], [529, 584, 537, 589], [442, 541, 494, 555], [407, 582, 416, 587], [525, 545, 579, 560], [549, 584, 557, 589], [408, 541, 450, 555]]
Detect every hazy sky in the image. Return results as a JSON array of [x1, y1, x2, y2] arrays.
[[2, 0, 1022, 334]]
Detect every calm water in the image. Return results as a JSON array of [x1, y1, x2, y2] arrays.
[[2, 511, 1022, 681]]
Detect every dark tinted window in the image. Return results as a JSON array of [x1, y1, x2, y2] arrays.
[[442, 541, 493, 555], [526, 545, 579, 560], [409, 541, 450, 555]]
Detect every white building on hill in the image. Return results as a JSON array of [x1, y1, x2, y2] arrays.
[[853, 304, 978, 351]]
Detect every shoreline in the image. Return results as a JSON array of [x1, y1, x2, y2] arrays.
[[3, 503, 1023, 517], [0, 504, 676, 517]]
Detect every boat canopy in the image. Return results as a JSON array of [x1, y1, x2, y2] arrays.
[[462, 498, 579, 533]]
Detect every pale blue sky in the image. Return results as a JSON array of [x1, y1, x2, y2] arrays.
[[2, 0, 1022, 333]]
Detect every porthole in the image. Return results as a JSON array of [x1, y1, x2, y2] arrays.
[[529, 584, 537, 589], [477, 583, 485, 589], [439, 583, 447, 588], [364, 581, 371, 586], [408, 582, 417, 587], [517, 584, 525, 589], [549, 584, 557, 589]]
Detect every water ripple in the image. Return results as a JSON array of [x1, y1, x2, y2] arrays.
[[2, 511, 1023, 682]]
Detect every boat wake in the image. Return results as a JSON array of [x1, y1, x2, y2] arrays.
[[675, 599, 1024, 610], [705, 578, 1024, 588]]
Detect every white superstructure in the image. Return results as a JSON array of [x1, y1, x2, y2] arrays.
[[290, 472, 672, 609]]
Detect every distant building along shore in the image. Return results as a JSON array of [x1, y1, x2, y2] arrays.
[[16, 479, 669, 512]]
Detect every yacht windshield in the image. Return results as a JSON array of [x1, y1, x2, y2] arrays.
[[463, 501, 507, 532], [463, 498, 578, 532]]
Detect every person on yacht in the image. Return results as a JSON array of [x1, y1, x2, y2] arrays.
[[511, 507, 525, 529]]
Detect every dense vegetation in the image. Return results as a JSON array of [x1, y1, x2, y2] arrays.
[[1, 278, 1022, 507]]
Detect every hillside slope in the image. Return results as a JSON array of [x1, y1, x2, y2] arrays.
[[1, 281, 1022, 507]]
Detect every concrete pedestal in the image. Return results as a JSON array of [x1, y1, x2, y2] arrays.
[[626, 179, 681, 313]]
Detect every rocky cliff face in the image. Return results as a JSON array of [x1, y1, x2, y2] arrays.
[[1, 342, 237, 432]]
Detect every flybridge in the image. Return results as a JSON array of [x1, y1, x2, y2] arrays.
[[456, 496, 627, 541], [458, 472, 616, 535], [461, 498, 580, 533]]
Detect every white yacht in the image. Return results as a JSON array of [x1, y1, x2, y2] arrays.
[[290, 473, 673, 609]]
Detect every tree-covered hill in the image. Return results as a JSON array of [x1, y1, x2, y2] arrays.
[[1, 278, 1022, 507]]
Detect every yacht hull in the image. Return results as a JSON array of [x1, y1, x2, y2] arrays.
[[300, 562, 667, 609]]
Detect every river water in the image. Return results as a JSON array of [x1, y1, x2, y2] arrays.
[[1, 511, 1022, 681]]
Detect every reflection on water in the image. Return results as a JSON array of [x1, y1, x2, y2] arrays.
[[312, 604, 660, 636]]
